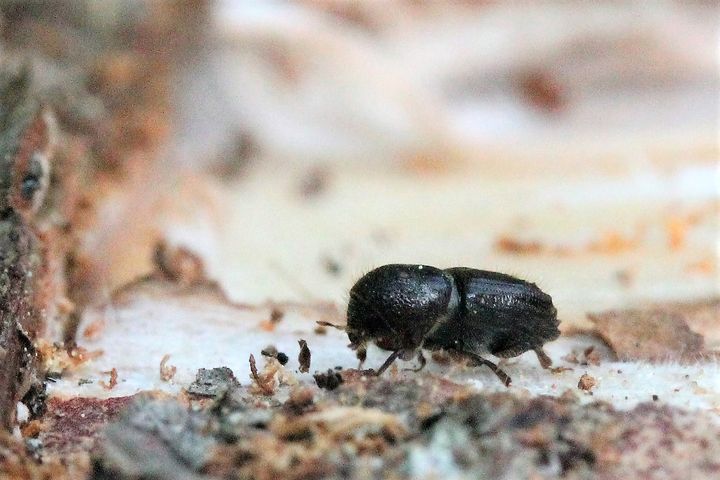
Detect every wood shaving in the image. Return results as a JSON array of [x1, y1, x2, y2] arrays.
[[249, 354, 275, 396], [100, 368, 118, 391], [159, 354, 177, 382], [37, 340, 103, 374]]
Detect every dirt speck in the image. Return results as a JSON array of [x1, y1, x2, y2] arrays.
[[261, 345, 289, 366], [517, 70, 567, 113], [270, 308, 284, 324], [578, 373, 596, 392], [314, 369, 343, 391]]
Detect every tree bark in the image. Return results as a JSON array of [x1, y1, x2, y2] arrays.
[[0, 70, 47, 430]]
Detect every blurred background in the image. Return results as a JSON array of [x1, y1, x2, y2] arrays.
[[2, 0, 717, 330], [176, 1, 718, 329]]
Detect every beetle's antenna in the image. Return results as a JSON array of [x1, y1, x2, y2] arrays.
[[316, 320, 346, 331]]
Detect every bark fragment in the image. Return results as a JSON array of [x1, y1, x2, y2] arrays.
[[588, 308, 705, 362], [0, 70, 48, 430]]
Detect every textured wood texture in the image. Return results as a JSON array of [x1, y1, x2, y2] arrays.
[[0, 72, 46, 430]]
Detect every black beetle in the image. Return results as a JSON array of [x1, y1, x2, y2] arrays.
[[341, 264, 560, 386]]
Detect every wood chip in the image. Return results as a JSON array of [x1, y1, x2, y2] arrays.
[[298, 339, 311, 373], [588, 309, 705, 362], [577, 373, 596, 392]]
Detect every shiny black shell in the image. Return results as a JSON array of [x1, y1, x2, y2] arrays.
[[346, 264, 454, 352], [346, 264, 559, 358], [424, 267, 560, 358]]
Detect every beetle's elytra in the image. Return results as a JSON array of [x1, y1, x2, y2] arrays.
[[345, 264, 560, 386]]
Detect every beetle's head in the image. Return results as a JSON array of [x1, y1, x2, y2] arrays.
[[346, 264, 455, 352]]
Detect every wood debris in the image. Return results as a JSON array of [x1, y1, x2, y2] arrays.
[[153, 240, 207, 287], [495, 229, 641, 257], [187, 367, 240, 397], [562, 346, 601, 366], [588, 308, 705, 362], [298, 339, 311, 373], [249, 354, 275, 396], [100, 368, 118, 391], [261, 345, 289, 365], [159, 354, 177, 382], [313, 369, 344, 391], [577, 373, 597, 392]]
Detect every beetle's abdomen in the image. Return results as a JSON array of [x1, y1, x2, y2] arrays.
[[346, 264, 454, 351], [426, 268, 559, 358]]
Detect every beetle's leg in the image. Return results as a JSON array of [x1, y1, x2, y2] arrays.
[[354, 343, 368, 369], [466, 352, 512, 387], [372, 350, 402, 376], [404, 350, 427, 372], [534, 348, 552, 369]]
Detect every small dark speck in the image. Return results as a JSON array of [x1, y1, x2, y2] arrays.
[[313, 369, 343, 391], [652, 394, 659, 402], [261, 345, 289, 365], [614, 269, 633, 287], [299, 167, 329, 199], [270, 308, 284, 324], [321, 255, 342, 276]]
